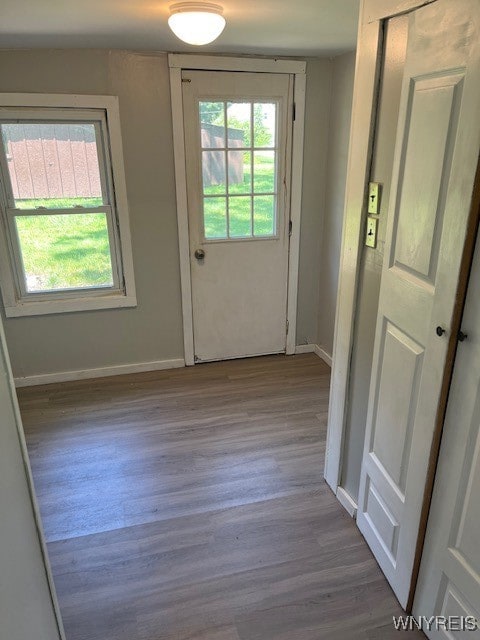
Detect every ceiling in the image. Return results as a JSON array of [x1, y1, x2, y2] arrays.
[[0, 0, 359, 56]]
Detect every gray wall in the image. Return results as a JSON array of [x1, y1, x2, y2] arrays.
[[317, 51, 356, 356], [0, 50, 334, 378], [296, 59, 333, 346], [1, 50, 184, 378], [0, 319, 61, 640], [340, 15, 409, 501]]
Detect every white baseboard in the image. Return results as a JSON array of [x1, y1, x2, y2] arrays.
[[14, 358, 185, 388], [15, 346, 331, 388], [295, 343, 332, 367], [313, 344, 332, 367], [336, 486, 358, 518], [294, 343, 316, 354]]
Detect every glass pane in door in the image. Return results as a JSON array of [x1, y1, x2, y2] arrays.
[[199, 100, 279, 240]]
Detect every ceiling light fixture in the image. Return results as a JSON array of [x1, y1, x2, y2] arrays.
[[168, 2, 226, 46]]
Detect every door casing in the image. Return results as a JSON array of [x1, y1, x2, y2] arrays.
[[325, 0, 480, 612], [324, 0, 438, 496], [356, 0, 480, 606], [168, 54, 306, 366]]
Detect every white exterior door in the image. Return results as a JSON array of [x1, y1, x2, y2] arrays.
[[356, 0, 480, 608], [414, 223, 480, 637], [182, 71, 292, 362]]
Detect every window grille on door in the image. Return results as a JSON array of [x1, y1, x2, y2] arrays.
[[199, 101, 279, 240]]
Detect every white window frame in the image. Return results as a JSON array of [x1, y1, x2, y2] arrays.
[[168, 54, 306, 366], [0, 94, 136, 317]]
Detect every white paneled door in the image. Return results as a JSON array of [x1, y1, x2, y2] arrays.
[[356, 0, 480, 607], [414, 223, 480, 637], [182, 71, 292, 362]]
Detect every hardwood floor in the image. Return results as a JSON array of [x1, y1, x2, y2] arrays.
[[18, 354, 423, 640]]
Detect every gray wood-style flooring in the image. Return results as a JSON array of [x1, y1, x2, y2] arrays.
[[18, 354, 423, 639]]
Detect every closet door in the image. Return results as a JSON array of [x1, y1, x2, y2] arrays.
[[356, 0, 480, 607], [413, 220, 480, 637]]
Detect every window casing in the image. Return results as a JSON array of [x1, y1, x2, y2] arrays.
[[0, 95, 136, 317]]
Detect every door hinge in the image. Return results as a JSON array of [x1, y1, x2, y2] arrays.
[[289, 220, 293, 236], [286, 319, 289, 335], [292, 102, 296, 122]]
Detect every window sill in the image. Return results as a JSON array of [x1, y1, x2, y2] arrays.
[[4, 294, 137, 318]]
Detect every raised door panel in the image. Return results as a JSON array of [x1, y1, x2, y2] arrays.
[[392, 73, 464, 284], [370, 321, 424, 494], [363, 476, 400, 561], [453, 412, 480, 577]]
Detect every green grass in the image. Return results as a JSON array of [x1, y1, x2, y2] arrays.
[[203, 154, 276, 238], [15, 212, 113, 292], [13, 154, 277, 292]]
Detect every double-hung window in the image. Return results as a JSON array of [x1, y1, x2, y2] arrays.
[[0, 95, 136, 317]]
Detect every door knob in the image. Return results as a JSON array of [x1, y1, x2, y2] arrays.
[[194, 249, 205, 260], [458, 330, 468, 342], [436, 326, 446, 337]]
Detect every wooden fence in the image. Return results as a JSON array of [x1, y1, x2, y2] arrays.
[[3, 122, 102, 202], [201, 123, 244, 186], [2, 121, 245, 200]]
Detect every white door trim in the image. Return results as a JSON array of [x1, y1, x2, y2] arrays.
[[0, 317, 66, 639], [324, 0, 437, 493], [168, 54, 306, 366], [365, 0, 436, 22]]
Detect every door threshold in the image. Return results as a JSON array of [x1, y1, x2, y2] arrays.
[[194, 350, 287, 364]]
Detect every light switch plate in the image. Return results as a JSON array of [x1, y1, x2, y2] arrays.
[[368, 182, 380, 214], [365, 217, 378, 248]]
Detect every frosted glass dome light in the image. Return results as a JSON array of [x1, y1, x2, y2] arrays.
[[168, 2, 226, 45]]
